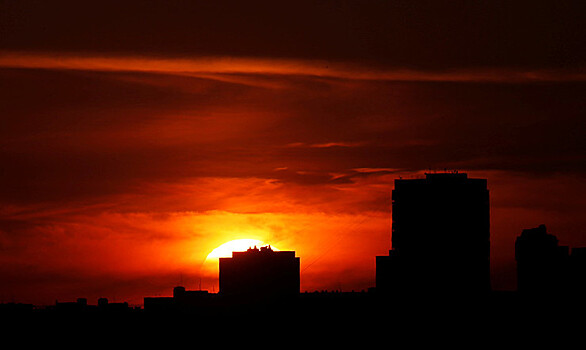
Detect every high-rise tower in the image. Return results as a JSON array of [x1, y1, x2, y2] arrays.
[[377, 172, 490, 295]]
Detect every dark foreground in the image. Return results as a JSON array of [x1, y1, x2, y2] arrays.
[[2, 291, 585, 344]]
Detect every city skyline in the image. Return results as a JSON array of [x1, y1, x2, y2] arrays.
[[2, 172, 583, 310]]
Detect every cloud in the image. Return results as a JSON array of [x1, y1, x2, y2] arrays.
[[1, 51, 585, 82], [310, 142, 365, 148], [2, 63, 585, 209], [2, 1, 585, 71]]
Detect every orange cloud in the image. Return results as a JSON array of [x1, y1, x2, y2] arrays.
[[1, 51, 585, 82]]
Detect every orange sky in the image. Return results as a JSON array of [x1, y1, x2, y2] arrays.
[[1, 1, 585, 306]]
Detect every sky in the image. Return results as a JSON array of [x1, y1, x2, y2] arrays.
[[1, 0, 585, 305]]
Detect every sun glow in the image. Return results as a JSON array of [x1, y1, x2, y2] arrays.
[[205, 239, 279, 261], [199, 239, 278, 292]]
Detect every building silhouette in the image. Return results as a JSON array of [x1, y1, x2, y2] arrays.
[[219, 246, 300, 302], [144, 286, 217, 312], [142, 246, 300, 311], [515, 224, 586, 297], [376, 172, 490, 296], [51, 297, 130, 313], [515, 224, 568, 295]]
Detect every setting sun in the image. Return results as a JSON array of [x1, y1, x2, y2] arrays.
[[205, 239, 279, 261], [200, 239, 281, 291]]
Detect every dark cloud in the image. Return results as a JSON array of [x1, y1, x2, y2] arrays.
[[1, 1, 585, 69], [2, 67, 585, 207]]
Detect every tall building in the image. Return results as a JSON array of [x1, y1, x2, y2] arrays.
[[377, 172, 490, 296], [219, 246, 300, 301], [515, 224, 570, 295]]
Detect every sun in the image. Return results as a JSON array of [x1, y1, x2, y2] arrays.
[[205, 239, 279, 261], [198, 239, 281, 292]]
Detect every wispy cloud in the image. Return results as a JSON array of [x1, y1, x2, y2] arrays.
[[1, 51, 585, 82], [310, 141, 365, 148], [285, 141, 366, 148]]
